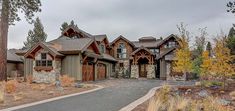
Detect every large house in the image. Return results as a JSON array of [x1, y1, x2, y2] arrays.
[[22, 25, 182, 83], [110, 35, 180, 80]]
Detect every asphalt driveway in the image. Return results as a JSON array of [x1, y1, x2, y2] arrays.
[[14, 79, 194, 111]]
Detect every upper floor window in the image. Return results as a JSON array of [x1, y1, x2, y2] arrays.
[[164, 41, 176, 48], [168, 41, 176, 48], [36, 53, 53, 67], [117, 43, 127, 59], [100, 44, 105, 53], [150, 49, 159, 54]]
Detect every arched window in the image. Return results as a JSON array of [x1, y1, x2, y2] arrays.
[[117, 43, 127, 58]]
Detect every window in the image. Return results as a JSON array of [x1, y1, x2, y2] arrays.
[[41, 53, 47, 59], [164, 42, 176, 48], [168, 41, 176, 48], [36, 53, 53, 67], [100, 44, 105, 53], [119, 63, 124, 67], [112, 64, 115, 72], [117, 43, 127, 59], [150, 49, 160, 54]]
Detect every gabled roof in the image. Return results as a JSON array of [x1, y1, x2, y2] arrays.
[[49, 37, 92, 52], [156, 47, 176, 60], [131, 46, 154, 55], [61, 25, 93, 38], [93, 34, 107, 42], [132, 39, 162, 48], [110, 35, 135, 47], [156, 34, 179, 47], [100, 54, 117, 62], [24, 42, 64, 58], [7, 50, 23, 63]]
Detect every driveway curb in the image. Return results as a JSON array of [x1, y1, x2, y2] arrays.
[[1, 85, 104, 111], [119, 86, 161, 111]]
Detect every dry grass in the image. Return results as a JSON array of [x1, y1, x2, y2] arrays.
[[60, 75, 75, 87], [147, 85, 231, 111], [26, 75, 33, 84], [0, 90, 4, 104], [5, 80, 17, 94]]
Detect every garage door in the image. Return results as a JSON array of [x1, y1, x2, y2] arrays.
[[97, 63, 106, 80], [82, 64, 94, 82]]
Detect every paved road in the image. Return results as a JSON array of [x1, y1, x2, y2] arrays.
[[15, 79, 194, 111]]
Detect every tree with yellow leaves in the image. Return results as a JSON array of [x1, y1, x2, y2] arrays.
[[173, 23, 192, 80], [200, 51, 213, 80], [212, 38, 234, 89]]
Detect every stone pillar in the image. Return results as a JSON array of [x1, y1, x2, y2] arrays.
[[147, 65, 155, 79], [131, 65, 139, 78]]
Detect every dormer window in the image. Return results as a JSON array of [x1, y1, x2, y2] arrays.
[[100, 44, 105, 53], [117, 43, 127, 59]]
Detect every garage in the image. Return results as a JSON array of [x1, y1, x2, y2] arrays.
[[97, 63, 106, 80], [82, 63, 94, 82]]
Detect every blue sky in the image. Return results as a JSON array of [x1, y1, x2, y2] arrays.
[[8, 0, 234, 49]]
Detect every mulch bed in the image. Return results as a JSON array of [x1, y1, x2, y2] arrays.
[[132, 81, 235, 111], [0, 82, 96, 109]]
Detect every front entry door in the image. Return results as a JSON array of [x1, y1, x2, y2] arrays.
[[139, 64, 147, 77]]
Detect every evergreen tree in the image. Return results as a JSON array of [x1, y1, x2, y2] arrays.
[[60, 22, 69, 32], [206, 42, 212, 57], [227, 26, 235, 55], [0, 0, 41, 80], [60, 20, 78, 32], [23, 17, 47, 49]]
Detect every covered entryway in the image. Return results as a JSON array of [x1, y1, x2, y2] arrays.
[[97, 63, 106, 80], [131, 46, 155, 78], [138, 58, 149, 77]]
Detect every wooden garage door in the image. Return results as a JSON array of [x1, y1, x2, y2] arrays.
[[97, 63, 106, 80], [82, 64, 94, 82]]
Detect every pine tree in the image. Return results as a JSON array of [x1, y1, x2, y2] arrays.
[[23, 17, 47, 49], [60, 20, 78, 32], [0, 0, 41, 80], [206, 42, 212, 57], [227, 26, 235, 55], [60, 22, 69, 32]]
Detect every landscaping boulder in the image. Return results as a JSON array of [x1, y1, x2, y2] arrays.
[[74, 83, 83, 88], [48, 91, 54, 95], [217, 99, 231, 106], [198, 90, 210, 97]]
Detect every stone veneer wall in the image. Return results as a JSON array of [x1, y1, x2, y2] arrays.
[[130, 65, 138, 78], [130, 64, 156, 79], [117, 60, 130, 77], [33, 60, 61, 83], [147, 65, 155, 78]]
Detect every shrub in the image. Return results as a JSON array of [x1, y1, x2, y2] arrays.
[[230, 91, 235, 97], [5, 80, 17, 94], [148, 85, 231, 111], [60, 75, 75, 87], [26, 75, 33, 84]]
